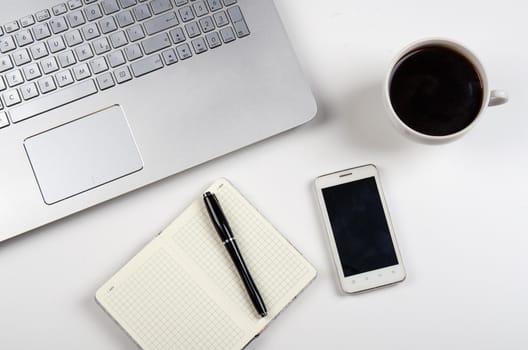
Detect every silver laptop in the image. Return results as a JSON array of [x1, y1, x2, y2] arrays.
[[0, 0, 316, 241]]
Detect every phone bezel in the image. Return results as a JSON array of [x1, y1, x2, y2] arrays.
[[314, 164, 406, 293]]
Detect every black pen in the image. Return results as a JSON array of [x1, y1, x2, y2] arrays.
[[203, 191, 268, 318]]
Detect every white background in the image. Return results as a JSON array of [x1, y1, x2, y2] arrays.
[[1, 0, 528, 349]]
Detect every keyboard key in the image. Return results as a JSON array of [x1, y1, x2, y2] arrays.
[[6, 70, 24, 87], [116, 10, 135, 28], [41, 57, 59, 74], [5, 21, 20, 34], [124, 43, 143, 61], [144, 12, 179, 35], [101, 0, 120, 15], [226, 5, 243, 21], [52, 4, 68, 16], [175, 43, 191, 60], [220, 26, 235, 43], [15, 30, 34, 47], [96, 72, 115, 89], [151, 0, 173, 15], [37, 76, 57, 94], [193, 1, 209, 17], [127, 25, 145, 42], [232, 19, 249, 38], [174, 0, 188, 6], [206, 0, 223, 12], [47, 36, 66, 53], [3, 89, 21, 106], [82, 23, 101, 40], [0, 36, 16, 53], [50, 17, 69, 34], [68, 0, 83, 10], [6, 69, 24, 87], [11, 79, 97, 122], [179, 6, 194, 22], [99, 17, 118, 34], [199, 16, 215, 33], [0, 77, 5, 91], [20, 15, 36, 28], [85, 4, 104, 21], [0, 112, 9, 128], [90, 56, 108, 74], [65, 29, 84, 47], [23, 63, 42, 81], [119, 0, 137, 8], [133, 4, 152, 21], [107, 50, 125, 67], [191, 37, 207, 54], [169, 27, 185, 43], [109, 31, 128, 48], [13, 49, 31, 66], [114, 66, 132, 83], [161, 48, 178, 65], [222, 0, 237, 5], [74, 43, 94, 61], [213, 10, 229, 27], [20, 82, 39, 100], [93, 37, 112, 54], [130, 54, 163, 77], [73, 63, 91, 80], [184, 22, 200, 38], [58, 50, 77, 68], [56, 70, 75, 87], [30, 42, 49, 59], [0, 55, 13, 73], [205, 31, 221, 48], [141, 33, 170, 54], [33, 23, 52, 40], [35, 10, 51, 22]]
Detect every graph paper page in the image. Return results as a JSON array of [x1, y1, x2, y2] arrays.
[[170, 179, 316, 320]]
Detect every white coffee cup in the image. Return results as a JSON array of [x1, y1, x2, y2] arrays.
[[384, 38, 508, 144]]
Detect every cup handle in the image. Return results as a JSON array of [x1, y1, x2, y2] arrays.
[[489, 90, 509, 107]]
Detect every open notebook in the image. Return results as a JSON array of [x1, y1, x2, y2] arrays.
[[96, 179, 317, 350]]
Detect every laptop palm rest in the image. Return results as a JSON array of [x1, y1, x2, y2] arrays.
[[24, 105, 144, 205]]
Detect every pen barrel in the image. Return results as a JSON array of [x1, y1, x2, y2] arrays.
[[224, 240, 267, 317], [203, 191, 267, 317]]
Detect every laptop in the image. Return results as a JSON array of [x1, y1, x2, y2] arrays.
[[0, 0, 317, 241]]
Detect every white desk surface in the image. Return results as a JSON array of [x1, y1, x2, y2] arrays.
[[1, 0, 527, 349]]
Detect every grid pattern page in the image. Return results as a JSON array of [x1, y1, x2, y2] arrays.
[[103, 249, 245, 350], [174, 181, 313, 318]]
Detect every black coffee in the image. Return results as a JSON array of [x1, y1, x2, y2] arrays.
[[389, 45, 483, 136]]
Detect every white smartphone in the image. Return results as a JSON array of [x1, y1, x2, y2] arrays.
[[314, 164, 406, 293]]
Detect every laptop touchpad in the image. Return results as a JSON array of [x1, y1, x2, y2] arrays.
[[24, 105, 143, 205]]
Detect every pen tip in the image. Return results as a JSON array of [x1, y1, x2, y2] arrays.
[[203, 191, 212, 198]]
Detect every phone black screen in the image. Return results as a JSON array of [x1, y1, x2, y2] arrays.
[[322, 177, 398, 277]]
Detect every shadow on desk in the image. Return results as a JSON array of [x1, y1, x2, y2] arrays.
[[335, 81, 415, 152], [84, 293, 134, 349]]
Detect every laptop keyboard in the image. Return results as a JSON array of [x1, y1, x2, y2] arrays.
[[0, 0, 250, 128]]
